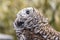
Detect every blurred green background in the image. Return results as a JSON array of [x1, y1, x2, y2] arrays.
[[0, 0, 60, 40]]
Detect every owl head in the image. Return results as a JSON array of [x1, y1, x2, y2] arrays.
[[13, 7, 48, 32]]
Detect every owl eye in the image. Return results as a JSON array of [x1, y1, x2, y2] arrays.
[[26, 10, 30, 14]]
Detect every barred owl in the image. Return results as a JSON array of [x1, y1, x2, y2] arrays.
[[13, 7, 60, 40]]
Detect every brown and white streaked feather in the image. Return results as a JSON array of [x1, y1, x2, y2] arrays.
[[13, 7, 60, 40]]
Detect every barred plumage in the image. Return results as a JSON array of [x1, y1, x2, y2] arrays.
[[13, 7, 60, 40]]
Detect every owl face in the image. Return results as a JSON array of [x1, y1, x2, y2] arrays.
[[13, 7, 39, 31]]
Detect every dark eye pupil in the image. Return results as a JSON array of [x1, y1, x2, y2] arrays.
[[26, 10, 30, 14]]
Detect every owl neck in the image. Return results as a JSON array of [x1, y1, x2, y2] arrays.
[[35, 22, 60, 40]]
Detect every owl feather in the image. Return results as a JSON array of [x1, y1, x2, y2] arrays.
[[13, 7, 60, 40]]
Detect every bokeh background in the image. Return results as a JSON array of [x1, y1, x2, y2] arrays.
[[0, 0, 60, 40]]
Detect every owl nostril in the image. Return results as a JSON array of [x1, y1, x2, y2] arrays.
[[17, 21, 24, 27]]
